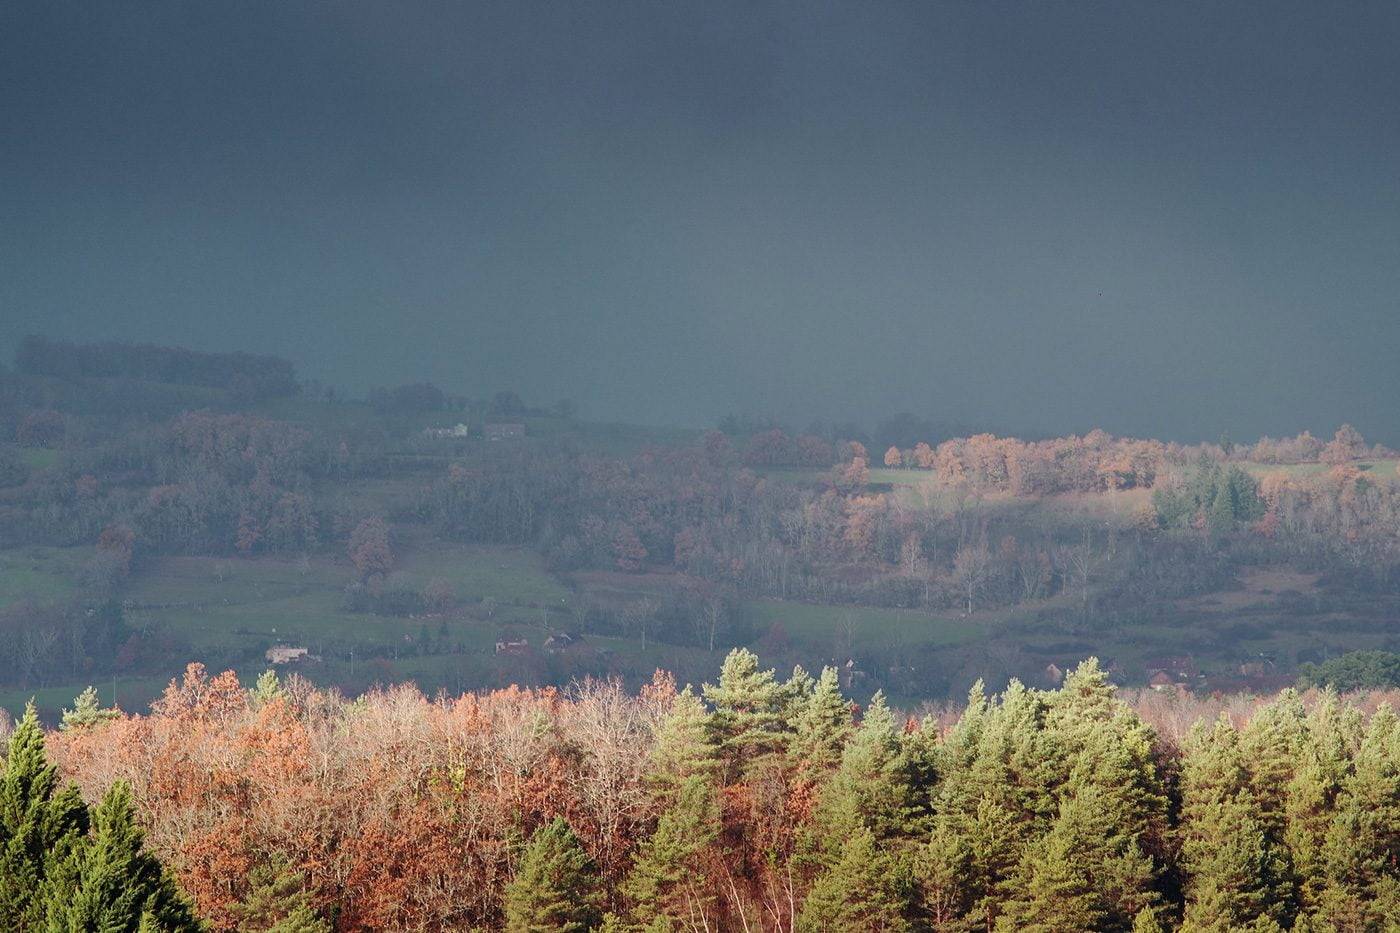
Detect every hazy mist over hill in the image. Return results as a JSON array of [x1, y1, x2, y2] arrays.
[[4, 0, 1399, 439]]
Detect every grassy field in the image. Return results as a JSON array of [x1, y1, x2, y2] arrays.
[[0, 672, 214, 723], [866, 467, 939, 487], [7, 541, 1393, 719], [17, 447, 60, 471], [1241, 459, 1399, 480], [743, 598, 982, 653], [316, 476, 427, 519], [0, 546, 91, 607], [393, 539, 571, 606], [125, 541, 571, 657]]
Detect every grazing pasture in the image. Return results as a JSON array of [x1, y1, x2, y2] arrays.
[[743, 598, 981, 654], [0, 546, 90, 607]]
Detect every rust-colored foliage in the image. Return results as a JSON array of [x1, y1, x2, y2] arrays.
[[50, 672, 669, 931]]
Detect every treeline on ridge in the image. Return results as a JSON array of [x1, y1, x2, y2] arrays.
[[14, 335, 298, 400]]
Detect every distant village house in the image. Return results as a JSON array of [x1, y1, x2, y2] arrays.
[[484, 423, 525, 441], [1148, 671, 1181, 692], [266, 646, 308, 665], [1144, 655, 1198, 681], [423, 423, 470, 439]]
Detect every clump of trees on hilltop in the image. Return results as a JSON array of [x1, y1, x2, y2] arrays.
[[31, 655, 1400, 930], [15, 335, 298, 401]]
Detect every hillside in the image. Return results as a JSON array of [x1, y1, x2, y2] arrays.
[[3, 342, 1400, 719]]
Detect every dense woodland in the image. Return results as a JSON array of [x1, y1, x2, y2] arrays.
[[6, 654, 1400, 931]]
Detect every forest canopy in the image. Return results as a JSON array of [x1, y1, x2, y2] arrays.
[[22, 655, 1400, 932]]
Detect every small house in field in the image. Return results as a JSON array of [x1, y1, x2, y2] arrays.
[[424, 423, 470, 439], [1144, 655, 1199, 682], [266, 646, 308, 665], [495, 637, 529, 655], [485, 423, 525, 441], [1148, 671, 1179, 692], [839, 658, 868, 691]]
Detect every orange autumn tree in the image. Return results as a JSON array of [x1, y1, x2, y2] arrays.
[[50, 665, 667, 932]]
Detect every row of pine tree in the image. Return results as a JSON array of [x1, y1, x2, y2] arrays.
[[504, 653, 1400, 932]]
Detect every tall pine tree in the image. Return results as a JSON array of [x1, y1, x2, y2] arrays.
[[1312, 705, 1400, 929], [228, 855, 329, 933], [797, 827, 911, 933], [0, 704, 91, 929], [786, 667, 852, 785], [60, 686, 120, 731], [621, 776, 721, 930], [646, 686, 716, 807], [1178, 717, 1289, 932], [57, 780, 200, 932], [997, 785, 1157, 931], [810, 691, 910, 850], [504, 818, 603, 933], [703, 649, 790, 781]]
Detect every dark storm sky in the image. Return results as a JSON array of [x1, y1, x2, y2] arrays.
[[3, 1, 1399, 441]]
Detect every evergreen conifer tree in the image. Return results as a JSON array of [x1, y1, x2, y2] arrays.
[[504, 818, 602, 933], [986, 681, 1059, 821], [994, 822, 1103, 933], [810, 692, 909, 849], [249, 670, 284, 708], [264, 905, 329, 933], [998, 785, 1158, 931], [1312, 705, 1400, 930], [646, 685, 716, 809], [1131, 907, 1166, 933], [914, 821, 971, 929], [703, 649, 789, 780], [60, 686, 120, 731], [786, 667, 851, 784], [1182, 796, 1287, 932], [58, 781, 200, 932], [1207, 483, 1237, 537], [963, 796, 1021, 931], [621, 776, 721, 930], [1179, 718, 1289, 932], [1284, 691, 1361, 914], [1045, 659, 1169, 853], [783, 665, 816, 706], [1239, 692, 1306, 845], [897, 717, 941, 837], [0, 704, 91, 928], [797, 827, 911, 933], [229, 856, 328, 933]]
